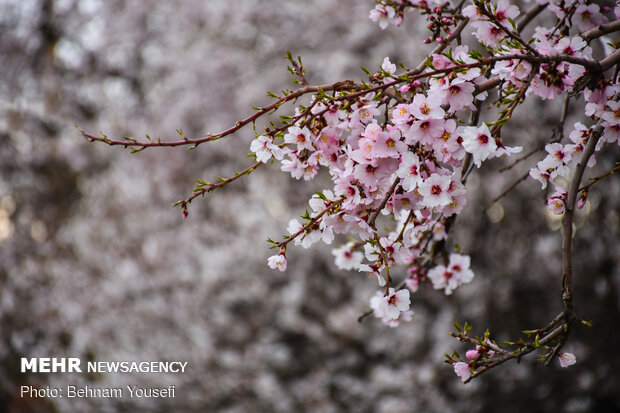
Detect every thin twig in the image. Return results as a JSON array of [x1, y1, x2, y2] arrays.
[[276, 199, 344, 248], [368, 178, 401, 229], [578, 163, 620, 193]]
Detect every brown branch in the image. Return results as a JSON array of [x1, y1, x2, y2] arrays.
[[451, 318, 567, 383], [464, 324, 566, 382], [600, 47, 620, 72], [582, 19, 620, 42], [561, 122, 603, 318], [80, 80, 357, 149], [83, 49, 604, 151]]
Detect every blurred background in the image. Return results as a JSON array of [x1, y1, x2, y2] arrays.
[[1, 0, 619, 412]]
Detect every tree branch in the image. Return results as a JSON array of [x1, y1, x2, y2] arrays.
[[561, 122, 603, 317]]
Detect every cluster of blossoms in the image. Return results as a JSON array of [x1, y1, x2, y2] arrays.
[[258, 46, 524, 325], [252, 0, 619, 377], [255, 0, 620, 335]]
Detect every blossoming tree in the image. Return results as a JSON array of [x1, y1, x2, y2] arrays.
[[81, 0, 620, 382]]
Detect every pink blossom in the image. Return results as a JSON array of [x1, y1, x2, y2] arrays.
[[280, 152, 305, 180], [284, 126, 315, 151], [547, 188, 567, 215], [381, 57, 397, 80], [439, 79, 475, 113], [396, 152, 423, 191], [545, 143, 572, 164], [410, 93, 444, 120], [602, 101, 620, 126], [381, 288, 411, 320], [392, 103, 413, 125], [408, 118, 445, 146], [332, 242, 364, 271], [370, 291, 413, 327], [374, 126, 405, 158], [428, 253, 475, 295], [418, 173, 453, 208], [460, 124, 497, 167], [573, 3, 607, 32], [369, 4, 396, 30], [453, 362, 472, 381], [267, 253, 287, 272], [558, 352, 576, 368], [250, 135, 283, 163]]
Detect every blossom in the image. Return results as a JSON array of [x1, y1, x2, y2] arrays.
[[427, 253, 475, 295], [558, 352, 576, 368], [280, 152, 305, 180], [436, 79, 475, 113], [267, 253, 287, 272], [250, 135, 282, 162], [408, 117, 445, 146], [284, 126, 315, 151], [601, 101, 620, 126], [573, 3, 607, 32], [369, 4, 396, 30], [547, 188, 567, 215], [332, 242, 364, 270], [391, 103, 413, 125], [418, 173, 453, 208], [460, 124, 497, 167], [381, 57, 396, 78], [374, 126, 405, 158], [396, 152, 423, 191], [410, 93, 444, 120], [453, 362, 472, 381], [370, 290, 413, 327], [447, 253, 474, 284], [381, 288, 411, 319]]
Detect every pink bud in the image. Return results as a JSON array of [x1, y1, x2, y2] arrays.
[[466, 349, 480, 360], [577, 190, 588, 209]]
